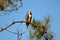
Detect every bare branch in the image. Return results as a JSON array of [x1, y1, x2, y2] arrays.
[[0, 20, 47, 32], [5, 27, 29, 35], [0, 20, 25, 32], [5, 27, 29, 40]]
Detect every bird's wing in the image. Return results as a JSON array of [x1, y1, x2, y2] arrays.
[[25, 13, 29, 22]]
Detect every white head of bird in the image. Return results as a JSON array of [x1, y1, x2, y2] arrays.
[[28, 10, 32, 17], [27, 10, 32, 21]]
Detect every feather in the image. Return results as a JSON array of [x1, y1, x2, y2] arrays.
[[25, 10, 32, 28]]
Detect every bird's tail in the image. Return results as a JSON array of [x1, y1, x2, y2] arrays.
[[26, 22, 29, 28]]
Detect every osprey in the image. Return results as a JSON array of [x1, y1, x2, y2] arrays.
[[25, 10, 32, 28]]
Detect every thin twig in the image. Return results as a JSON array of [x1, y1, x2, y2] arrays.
[[5, 29, 17, 34], [3, 26, 29, 35], [17, 30, 20, 40], [5, 27, 29, 40]]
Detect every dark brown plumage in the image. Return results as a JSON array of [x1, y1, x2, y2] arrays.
[[25, 10, 32, 28]]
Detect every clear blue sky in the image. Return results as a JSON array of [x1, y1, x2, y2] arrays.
[[0, 0, 60, 40]]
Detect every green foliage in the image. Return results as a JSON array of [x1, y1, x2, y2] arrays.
[[31, 19, 42, 29], [29, 17, 53, 40], [0, 0, 22, 15], [0, 2, 4, 11]]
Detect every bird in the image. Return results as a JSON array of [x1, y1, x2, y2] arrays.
[[25, 10, 32, 28]]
